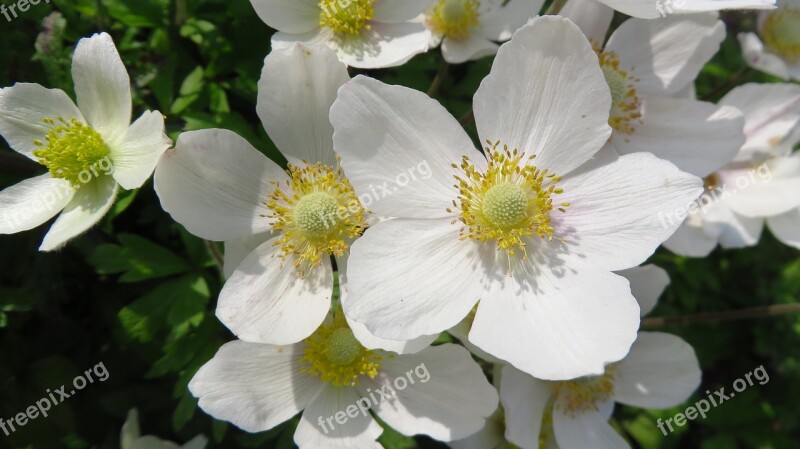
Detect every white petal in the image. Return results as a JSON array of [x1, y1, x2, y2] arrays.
[[500, 365, 553, 449], [154, 129, 286, 241], [217, 236, 333, 345], [344, 218, 488, 340], [611, 97, 744, 178], [0, 174, 73, 234], [276, 22, 432, 69], [250, 0, 321, 33], [40, 174, 118, 251], [555, 152, 703, 271], [717, 210, 764, 249], [446, 317, 503, 363], [559, 0, 614, 48], [662, 218, 720, 258], [0, 83, 84, 160], [596, 0, 664, 18], [552, 400, 628, 449], [767, 208, 800, 249], [121, 409, 141, 449], [130, 437, 180, 449], [359, 344, 499, 441], [617, 264, 670, 317], [189, 340, 323, 433], [597, 0, 773, 18], [738, 32, 791, 80], [719, 153, 800, 217], [71, 33, 132, 143], [479, 0, 545, 42], [474, 16, 612, 176], [295, 384, 384, 449], [332, 76, 482, 219], [258, 43, 349, 167], [180, 436, 208, 449], [449, 411, 506, 449], [669, 0, 776, 14], [605, 14, 724, 96], [108, 110, 171, 190], [374, 0, 431, 22], [441, 35, 499, 64], [719, 83, 800, 160], [347, 316, 436, 355], [614, 332, 701, 409], [470, 246, 641, 380], [223, 233, 272, 279]]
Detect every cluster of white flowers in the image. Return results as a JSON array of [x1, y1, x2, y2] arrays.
[[0, 0, 798, 448]]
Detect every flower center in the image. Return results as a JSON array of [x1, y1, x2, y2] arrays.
[[482, 183, 529, 230], [32, 117, 110, 187], [599, 52, 642, 135], [761, 9, 800, 62], [266, 162, 366, 275], [552, 365, 617, 416], [294, 191, 341, 238], [448, 141, 568, 257], [429, 0, 480, 40], [302, 316, 382, 387], [319, 0, 376, 36], [704, 172, 720, 191]]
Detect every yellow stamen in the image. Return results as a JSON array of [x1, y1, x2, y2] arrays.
[[265, 162, 366, 275], [301, 313, 382, 387], [428, 0, 480, 40], [761, 8, 800, 63], [32, 117, 110, 187], [448, 141, 567, 258], [552, 365, 618, 416], [319, 0, 377, 36], [599, 51, 642, 135]]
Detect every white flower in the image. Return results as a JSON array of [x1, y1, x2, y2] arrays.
[[121, 409, 207, 449], [739, 0, 800, 80], [450, 264, 674, 449], [498, 265, 700, 449], [250, 0, 432, 69], [155, 43, 439, 349], [155, 43, 352, 345], [189, 312, 498, 448], [499, 330, 700, 449], [331, 16, 703, 380], [0, 33, 171, 251], [583, 0, 774, 19], [662, 83, 800, 256], [423, 0, 545, 63], [562, 4, 746, 177]]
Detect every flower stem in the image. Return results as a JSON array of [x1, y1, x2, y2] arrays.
[[204, 240, 224, 273], [700, 66, 752, 102], [546, 0, 568, 15], [642, 303, 800, 327], [427, 61, 450, 98]]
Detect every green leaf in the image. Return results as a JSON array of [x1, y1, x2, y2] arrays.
[[88, 233, 189, 282], [117, 275, 205, 343], [172, 391, 197, 432], [104, 0, 167, 27]]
